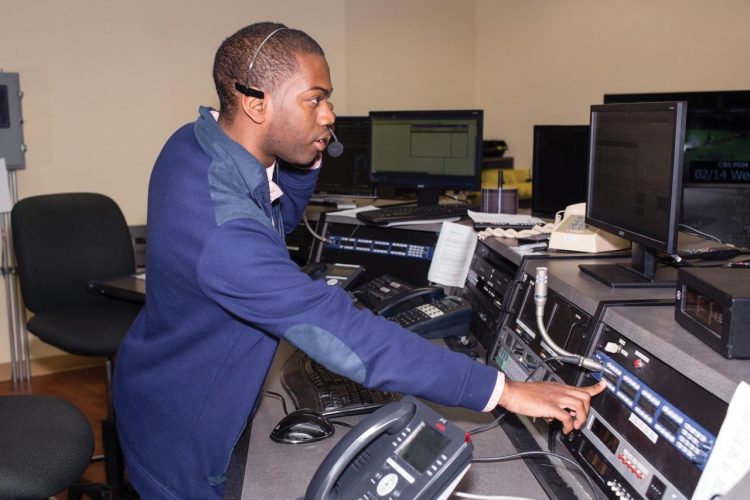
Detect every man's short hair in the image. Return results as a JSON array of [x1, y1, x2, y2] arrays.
[[213, 22, 325, 120]]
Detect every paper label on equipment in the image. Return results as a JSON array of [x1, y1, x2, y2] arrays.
[[629, 412, 658, 443]]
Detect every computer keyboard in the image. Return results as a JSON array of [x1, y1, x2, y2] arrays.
[[280, 350, 399, 417], [356, 204, 473, 225]]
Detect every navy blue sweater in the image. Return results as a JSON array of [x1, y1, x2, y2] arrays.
[[113, 107, 498, 499]]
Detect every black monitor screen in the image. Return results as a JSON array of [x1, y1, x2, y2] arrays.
[[603, 91, 750, 185], [581, 102, 686, 287], [531, 125, 589, 218], [369, 110, 483, 204], [315, 116, 374, 196], [0, 85, 9, 128]]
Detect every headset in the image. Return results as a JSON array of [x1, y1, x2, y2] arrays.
[[233, 27, 344, 158]]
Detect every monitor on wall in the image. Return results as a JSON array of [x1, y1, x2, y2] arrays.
[[369, 110, 483, 205], [579, 101, 687, 288], [531, 125, 590, 218], [603, 90, 750, 185]]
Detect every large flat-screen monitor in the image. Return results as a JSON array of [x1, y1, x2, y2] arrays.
[[579, 101, 687, 288], [603, 90, 750, 185], [369, 110, 483, 205], [315, 116, 374, 196], [531, 125, 590, 218]]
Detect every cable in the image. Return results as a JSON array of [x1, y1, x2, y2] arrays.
[[451, 493, 534, 500], [262, 390, 289, 416], [679, 223, 725, 244], [472, 450, 600, 500], [328, 419, 353, 429], [534, 267, 605, 373], [302, 212, 329, 243]]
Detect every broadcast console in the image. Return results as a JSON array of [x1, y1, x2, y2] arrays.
[[460, 235, 750, 500]]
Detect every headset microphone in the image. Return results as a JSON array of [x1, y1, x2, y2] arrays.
[[326, 126, 344, 158]]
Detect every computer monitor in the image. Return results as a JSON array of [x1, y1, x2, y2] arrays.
[[531, 125, 590, 218], [604, 91, 750, 248], [315, 116, 374, 196], [369, 110, 483, 205], [579, 101, 687, 288]]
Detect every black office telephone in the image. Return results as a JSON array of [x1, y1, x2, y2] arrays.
[[304, 396, 473, 500], [353, 276, 473, 339]]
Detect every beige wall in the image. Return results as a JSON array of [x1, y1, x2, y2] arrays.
[[2, 0, 749, 369], [476, 0, 750, 169], [0, 0, 476, 367]]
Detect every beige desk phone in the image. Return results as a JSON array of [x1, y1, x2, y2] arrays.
[[548, 203, 630, 253]]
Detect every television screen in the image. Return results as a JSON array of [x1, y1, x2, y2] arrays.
[[531, 125, 589, 218], [580, 101, 687, 288], [369, 110, 483, 205], [604, 91, 750, 185]]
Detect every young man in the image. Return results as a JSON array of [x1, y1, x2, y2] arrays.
[[113, 22, 605, 499]]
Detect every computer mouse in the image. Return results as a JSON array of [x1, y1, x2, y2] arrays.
[[269, 409, 335, 444]]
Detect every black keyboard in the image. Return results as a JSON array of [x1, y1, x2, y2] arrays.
[[280, 350, 399, 417], [356, 204, 473, 225]]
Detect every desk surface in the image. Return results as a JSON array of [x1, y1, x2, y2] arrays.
[[237, 342, 573, 500]]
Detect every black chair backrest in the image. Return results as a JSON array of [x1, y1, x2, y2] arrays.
[[11, 193, 135, 312]]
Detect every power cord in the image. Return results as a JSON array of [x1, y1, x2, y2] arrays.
[[262, 390, 289, 416]]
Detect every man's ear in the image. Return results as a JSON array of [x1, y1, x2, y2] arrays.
[[239, 94, 266, 124]]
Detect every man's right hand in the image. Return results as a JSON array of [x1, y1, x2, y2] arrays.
[[498, 379, 607, 434]]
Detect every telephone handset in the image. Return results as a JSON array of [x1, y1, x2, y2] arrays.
[[304, 396, 473, 500], [373, 286, 444, 316], [548, 202, 629, 253], [353, 276, 473, 339]]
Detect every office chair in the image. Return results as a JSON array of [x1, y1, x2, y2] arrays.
[[11, 192, 143, 498], [0, 394, 94, 499]]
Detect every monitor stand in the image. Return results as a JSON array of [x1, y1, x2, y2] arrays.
[[416, 188, 441, 207], [579, 243, 675, 288]]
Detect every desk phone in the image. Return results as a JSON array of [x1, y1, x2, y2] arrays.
[[304, 396, 473, 500], [354, 276, 473, 339]]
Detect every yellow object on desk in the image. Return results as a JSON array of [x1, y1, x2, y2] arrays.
[[481, 168, 532, 200]]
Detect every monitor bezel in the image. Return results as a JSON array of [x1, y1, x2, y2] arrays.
[[585, 101, 688, 256], [368, 109, 484, 195]]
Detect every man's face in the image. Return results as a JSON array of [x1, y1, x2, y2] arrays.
[[265, 53, 335, 166]]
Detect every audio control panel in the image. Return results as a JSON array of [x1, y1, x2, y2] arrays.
[[563, 322, 727, 500]]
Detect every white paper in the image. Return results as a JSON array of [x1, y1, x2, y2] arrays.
[[0, 159, 13, 213], [427, 221, 477, 287], [692, 381, 750, 500]]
